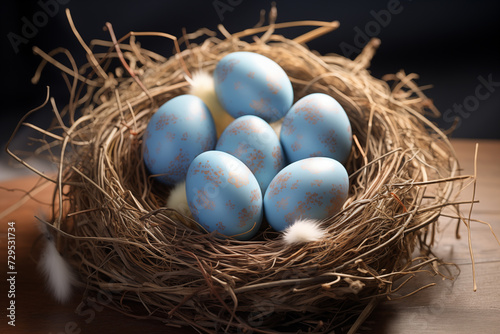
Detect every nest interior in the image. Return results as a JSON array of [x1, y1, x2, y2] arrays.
[[11, 12, 468, 334]]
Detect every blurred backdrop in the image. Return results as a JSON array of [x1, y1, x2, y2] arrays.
[[1, 0, 499, 173]]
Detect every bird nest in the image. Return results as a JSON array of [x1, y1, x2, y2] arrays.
[[9, 9, 473, 334]]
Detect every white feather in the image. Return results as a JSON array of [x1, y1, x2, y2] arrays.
[[38, 232, 74, 303], [166, 180, 191, 216], [270, 120, 283, 138], [188, 70, 234, 136], [283, 218, 326, 245]]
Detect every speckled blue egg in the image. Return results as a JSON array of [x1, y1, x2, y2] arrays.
[[213, 52, 293, 123], [263, 157, 349, 232], [216, 115, 286, 192], [186, 151, 263, 240], [280, 93, 352, 164], [143, 95, 216, 185]]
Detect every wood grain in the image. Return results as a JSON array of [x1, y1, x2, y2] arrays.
[[0, 139, 498, 333], [365, 139, 500, 334]]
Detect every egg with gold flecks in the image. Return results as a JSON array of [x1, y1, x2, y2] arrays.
[[142, 95, 217, 185], [263, 157, 349, 232], [280, 93, 352, 164], [186, 151, 263, 240], [213, 51, 293, 123], [216, 115, 286, 192]]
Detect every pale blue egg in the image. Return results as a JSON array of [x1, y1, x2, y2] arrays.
[[263, 157, 349, 232], [186, 151, 263, 241], [280, 93, 352, 164], [216, 115, 286, 192], [213, 51, 293, 123], [143, 95, 216, 185]]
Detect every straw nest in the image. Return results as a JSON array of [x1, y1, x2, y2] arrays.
[[11, 9, 471, 334]]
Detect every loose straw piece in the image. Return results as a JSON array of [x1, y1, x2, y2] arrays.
[[104, 22, 153, 102], [467, 143, 479, 292], [293, 21, 340, 44], [65, 9, 108, 80]]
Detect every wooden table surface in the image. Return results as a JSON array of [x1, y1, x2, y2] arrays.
[[1, 139, 499, 334]]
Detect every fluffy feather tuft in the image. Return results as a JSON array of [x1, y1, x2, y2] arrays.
[[38, 232, 74, 303], [283, 218, 325, 245], [166, 180, 191, 216], [188, 71, 233, 136]]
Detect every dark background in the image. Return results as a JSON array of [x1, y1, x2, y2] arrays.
[[1, 0, 499, 154]]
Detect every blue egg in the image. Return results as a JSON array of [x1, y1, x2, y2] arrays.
[[216, 115, 286, 192], [186, 151, 263, 240], [213, 51, 293, 123], [280, 93, 352, 164], [143, 95, 216, 185], [263, 157, 349, 232]]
